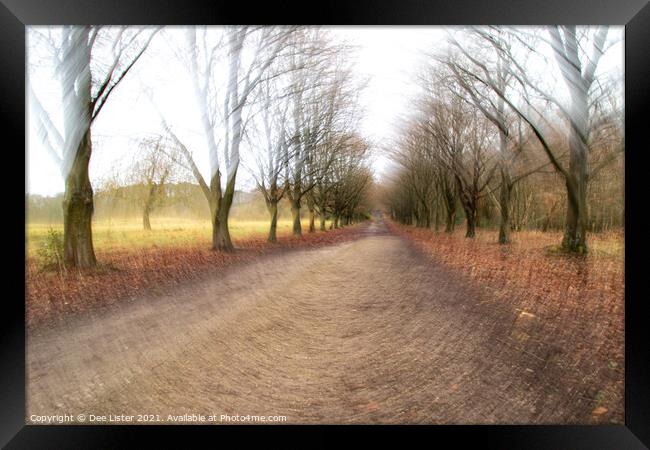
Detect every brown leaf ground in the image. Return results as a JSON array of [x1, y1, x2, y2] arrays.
[[387, 221, 624, 424], [26, 225, 366, 329]]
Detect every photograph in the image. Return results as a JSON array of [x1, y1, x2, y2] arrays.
[[24, 24, 626, 426]]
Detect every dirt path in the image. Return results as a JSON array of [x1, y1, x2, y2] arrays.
[[27, 219, 601, 424]]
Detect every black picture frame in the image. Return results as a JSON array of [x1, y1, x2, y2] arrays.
[[3, 0, 649, 447]]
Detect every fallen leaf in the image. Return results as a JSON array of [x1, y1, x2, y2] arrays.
[[363, 400, 379, 412], [592, 406, 608, 416]]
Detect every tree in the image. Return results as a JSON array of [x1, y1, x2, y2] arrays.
[[438, 28, 552, 244], [323, 135, 372, 228], [449, 26, 615, 252], [547, 26, 609, 253], [387, 91, 498, 238], [283, 30, 361, 236], [422, 97, 498, 238], [29, 26, 158, 268], [385, 26, 622, 246], [157, 26, 295, 251], [389, 120, 438, 228], [129, 134, 181, 230], [245, 78, 293, 242]]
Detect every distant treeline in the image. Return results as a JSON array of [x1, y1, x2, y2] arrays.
[[398, 159, 623, 233], [26, 183, 303, 224]]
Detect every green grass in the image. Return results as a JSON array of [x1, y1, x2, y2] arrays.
[[26, 217, 332, 257]]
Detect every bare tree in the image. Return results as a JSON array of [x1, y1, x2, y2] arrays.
[[384, 26, 622, 246], [423, 97, 498, 238], [437, 28, 553, 244], [129, 134, 181, 230], [388, 92, 499, 238], [547, 26, 610, 253], [447, 26, 616, 252], [245, 78, 293, 242], [29, 26, 159, 268], [283, 29, 362, 236], [157, 26, 295, 251], [322, 134, 372, 228], [389, 121, 438, 228]]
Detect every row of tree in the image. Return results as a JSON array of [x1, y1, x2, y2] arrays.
[[29, 26, 373, 268], [385, 26, 623, 253]]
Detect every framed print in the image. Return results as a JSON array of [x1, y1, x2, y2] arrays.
[[3, 0, 649, 447]]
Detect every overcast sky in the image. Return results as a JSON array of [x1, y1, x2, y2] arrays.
[[26, 26, 622, 197]]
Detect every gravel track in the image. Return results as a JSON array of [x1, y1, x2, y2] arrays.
[[27, 219, 610, 424]]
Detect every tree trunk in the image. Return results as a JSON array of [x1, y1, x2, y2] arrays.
[[142, 204, 152, 231], [291, 198, 302, 236], [562, 177, 588, 253], [319, 214, 326, 231], [498, 178, 512, 244], [63, 129, 97, 269], [143, 185, 155, 231], [212, 170, 236, 252], [562, 92, 589, 254], [442, 187, 457, 233], [267, 200, 278, 243], [465, 208, 477, 238], [212, 207, 233, 251], [497, 129, 512, 244], [308, 207, 316, 233]]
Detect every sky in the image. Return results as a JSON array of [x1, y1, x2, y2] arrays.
[[26, 26, 622, 197]]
